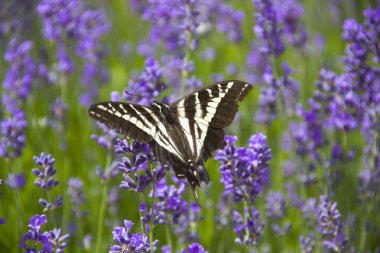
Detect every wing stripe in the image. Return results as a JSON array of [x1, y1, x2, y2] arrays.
[[147, 110, 186, 162], [179, 117, 195, 155]]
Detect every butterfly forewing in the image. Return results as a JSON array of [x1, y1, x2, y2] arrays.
[[88, 102, 155, 144]]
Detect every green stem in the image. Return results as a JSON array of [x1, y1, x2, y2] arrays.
[[165, 222, 173, 250], [46, 191, 57, 227], [360, 121, 379, 250], [95, 155, 111, 253], [8, 159, 23, 239], [95, 182, 108, 253], [149, 164, 156, 253]]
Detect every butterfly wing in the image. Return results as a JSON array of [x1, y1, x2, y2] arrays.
[[88, 102, 157, 144], [171, 80, 253, 162], [89, 101, 189, 166]]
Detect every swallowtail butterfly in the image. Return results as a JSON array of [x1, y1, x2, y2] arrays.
[[89, 80, 252, 200]]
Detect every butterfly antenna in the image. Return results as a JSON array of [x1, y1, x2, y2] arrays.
[[124, 90, 154, 101]]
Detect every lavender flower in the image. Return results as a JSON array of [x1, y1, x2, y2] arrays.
[[67, 178, 87, 218], [233, 207, 264, 246], [317, 195, 347, 251], [31, 152, 64, 211], [265, 192, 286, 220], [77, 9, 110, 106], [181, 242, 208, 253], [39, 196, 63, 212], [255, 62, 300, 125], [49, 228, 70, 252], [156, 179, 201, 241], [21, 214, 52, 253], [213, 3, 245, 43], [116, 139, 165, 193], [96, 162, 119, 183], [253, 0, 306, 55], [132, 0, 243, 96], [215, 133, 271, 202], [0, 39, 35, 158], [21, 214, 69, 252], [154, 179, 187, 224], [125, 57, 164, 105], [272, 0, 307, 47], [91, 122, 118, 150], [36, 0, 82, 41], [161, 245, 171, 253], [6, 172, 26, 189], [254, 0, 285, 57], [49, 98, 67, 134], [32, 153, 59, 190], [138, 178, 201, 242], [37, 0, 110, 106], [2, 38, 35, 113], [107, 187, 120, 215], [300, 234, 315, 253], [301, 198, 317, 222], [250, 0, 304, 125], [110, 220, 154, 253], [0, 108, 27, 159]]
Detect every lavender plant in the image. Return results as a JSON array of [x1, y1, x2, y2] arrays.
[[215, 133, 271, 248], [1, 0, 380, 252]]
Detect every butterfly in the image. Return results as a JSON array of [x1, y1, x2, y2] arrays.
[[89, 80, 252, 200]]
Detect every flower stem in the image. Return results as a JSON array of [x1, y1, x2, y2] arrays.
[[46, 191, 57, 227], [95, 155, 111, 253], [8, 159, 23, 239], [149, 164, 156, 253]]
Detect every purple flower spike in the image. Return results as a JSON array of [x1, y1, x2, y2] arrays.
[[21, 214, 69, 252], [266, 192, 286, 220], [181, 242, 208, 253], [6, 172, 26, 189], [233, 207, 264, 246], [39, 196, 64, 212], [110, 219, 155, 253], [216, 133, 271, 202], [0, 110, 28, 158], [28, 214, 48, 231], [317, 195, 348, 251], [125, 57, 164, 105], [67, 178, 87, 218], [32, 152, 59, 190]]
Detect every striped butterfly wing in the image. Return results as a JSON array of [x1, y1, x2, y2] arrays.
[[89, 102, 190, 167], [170, 80, 253, 162], [88, 102, 156, 144]]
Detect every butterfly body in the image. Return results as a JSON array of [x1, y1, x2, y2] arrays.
[[89, 80, 252, 199]]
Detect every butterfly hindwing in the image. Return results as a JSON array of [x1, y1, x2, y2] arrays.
[[171, 80, 252, 162]]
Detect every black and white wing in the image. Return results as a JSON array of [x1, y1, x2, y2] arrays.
[[88, 102, 189, 166], [88, 102, 156, 144], [170, 80, 253, 162]]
